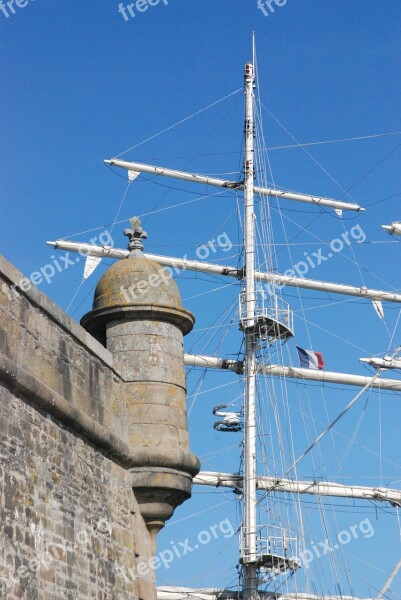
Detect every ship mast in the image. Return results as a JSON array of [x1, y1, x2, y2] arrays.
[[242, 59, 258, 600], [46, 42, 401, 600], [240, 49, 299, 597]]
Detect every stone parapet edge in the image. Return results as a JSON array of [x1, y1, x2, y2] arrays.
[[0, 255, 116, 373], [0, 351, 200, 476]]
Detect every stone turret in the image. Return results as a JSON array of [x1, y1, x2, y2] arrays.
[[81, 217, 199, 544]]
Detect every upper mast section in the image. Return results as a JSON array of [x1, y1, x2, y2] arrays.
[[243, 61, 256, 333], [240, 62, 294, 342]]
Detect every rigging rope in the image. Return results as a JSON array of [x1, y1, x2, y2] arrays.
[[260, 130, 401, 152], [113, 88, 242, 158], [142, 130, 401, 161], [284, 347, 401, 477], [259, 100, 358, 204]]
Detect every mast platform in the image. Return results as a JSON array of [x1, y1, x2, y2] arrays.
[[240, 525, 301, 575], [240, 553, 300, 573], [239, 290, 294, 341]]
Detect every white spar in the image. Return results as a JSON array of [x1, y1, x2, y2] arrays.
[[46, 241, 239, 276], [193, 471, 401, 506], [265, 272, 401, 303], [382, 222, 401, 236], [47, 241, 401, 304], [259, 363, 401, 390], [184, 353, 401, 391], [360, 357, 401, 370], [184, 354, 242, 372], [46, 241, 128, 259], [104, 158, 364, 213]]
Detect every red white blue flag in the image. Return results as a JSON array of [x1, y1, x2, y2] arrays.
[[296, 347, 325, 370]]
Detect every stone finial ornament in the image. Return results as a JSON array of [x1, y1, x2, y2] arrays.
[[124, 216, 148, 254]]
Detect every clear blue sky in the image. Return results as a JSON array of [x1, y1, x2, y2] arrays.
[[1, 1, 401, 597]]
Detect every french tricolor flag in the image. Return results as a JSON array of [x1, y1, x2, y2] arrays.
[[296, 347, 325, 370]]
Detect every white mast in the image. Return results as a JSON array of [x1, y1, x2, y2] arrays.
[[243, 59, 258, 600]]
